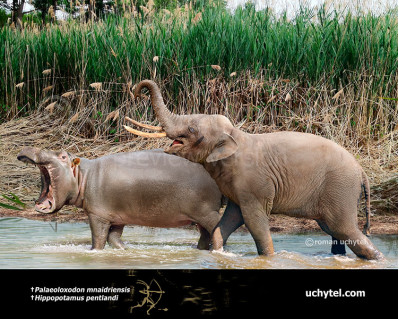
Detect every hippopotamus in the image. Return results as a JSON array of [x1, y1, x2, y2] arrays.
[[17, 147, 225, 250]]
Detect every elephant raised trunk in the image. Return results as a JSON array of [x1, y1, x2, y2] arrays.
[[124, 80, 181, 138]]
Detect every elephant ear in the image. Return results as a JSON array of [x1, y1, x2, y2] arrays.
[[206, 133, 238, 163]]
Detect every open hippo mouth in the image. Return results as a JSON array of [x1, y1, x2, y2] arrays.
[[17, 155, 55, 213], [36, 165, 55, 213]]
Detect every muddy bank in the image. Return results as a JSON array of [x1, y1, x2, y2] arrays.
[[1, 207, 396, 235], [0, 113, 397, 236]]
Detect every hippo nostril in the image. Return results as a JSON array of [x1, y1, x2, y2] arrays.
[[17, 155, 36, 164]]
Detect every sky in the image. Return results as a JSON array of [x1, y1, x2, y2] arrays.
[[226, 0, 397, 16], [2, 0, 397, 19]]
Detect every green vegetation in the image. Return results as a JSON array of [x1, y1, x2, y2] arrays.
[[0, 193, 26, 210], [0, 9, 8, 27], [0, 2, 397, 146]]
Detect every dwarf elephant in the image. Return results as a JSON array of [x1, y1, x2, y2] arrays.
[[124, 80, 383, 260]]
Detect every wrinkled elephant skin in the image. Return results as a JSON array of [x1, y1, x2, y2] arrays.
[[129, 80, 384, 261]]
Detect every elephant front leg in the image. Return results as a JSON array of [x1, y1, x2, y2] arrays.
[[107, 225, 126, 249], [88, 214, 111, 250], [240, 200, 274, 256]]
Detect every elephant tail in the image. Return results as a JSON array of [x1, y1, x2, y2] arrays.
[[361, 170, 371, 236]]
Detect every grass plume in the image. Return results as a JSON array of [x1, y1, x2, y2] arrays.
[[0, 2, 397, 214]]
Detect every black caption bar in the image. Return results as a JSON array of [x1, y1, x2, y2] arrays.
[[1, 269, 397, 317]]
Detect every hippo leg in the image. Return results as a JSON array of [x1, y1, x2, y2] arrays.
[[192, 210, 224, 251], [107, 225, 125, 249], [197, 224, 211, 250], [88, 214, 111, 250]]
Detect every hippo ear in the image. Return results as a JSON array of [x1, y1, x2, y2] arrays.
[[72, 158, 80, 167], [71, 158, 81, 177], [206, 133, 238, 163]]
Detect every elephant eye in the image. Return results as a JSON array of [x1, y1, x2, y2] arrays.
[[216, 140, 225, 148], [188, 126, 196, 133]]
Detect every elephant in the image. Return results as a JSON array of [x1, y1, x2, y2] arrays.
[[124, 80, 384, 260], [17, 147, 226, 250]]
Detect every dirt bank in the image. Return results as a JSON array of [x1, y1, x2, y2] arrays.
[[0, 112, 397, 236]]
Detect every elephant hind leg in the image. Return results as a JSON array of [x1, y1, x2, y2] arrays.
[[323, 219, 383, 260], [316, 220, 346, 255], [212, 200, 244, 250], [340, 229, 384, 260], [330, 237, 346, 255]]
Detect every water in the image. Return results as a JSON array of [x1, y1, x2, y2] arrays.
[[0, 217, 397, 269]]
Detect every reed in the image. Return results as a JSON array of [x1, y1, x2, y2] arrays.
[[0, 2, 397, 150]]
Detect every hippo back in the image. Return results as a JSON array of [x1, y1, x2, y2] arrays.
[[81, 150, 222, 226]]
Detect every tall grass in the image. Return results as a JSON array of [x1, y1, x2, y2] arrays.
[[0, 3, 397, 147]]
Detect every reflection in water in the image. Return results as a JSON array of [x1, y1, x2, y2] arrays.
[[0, 217, 397, 269]]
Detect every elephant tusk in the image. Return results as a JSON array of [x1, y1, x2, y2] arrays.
[[125, 116, 164, 132], [123, 125, 167, 138]]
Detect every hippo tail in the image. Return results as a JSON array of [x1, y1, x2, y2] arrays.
[[361, 170, 371, 237]]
